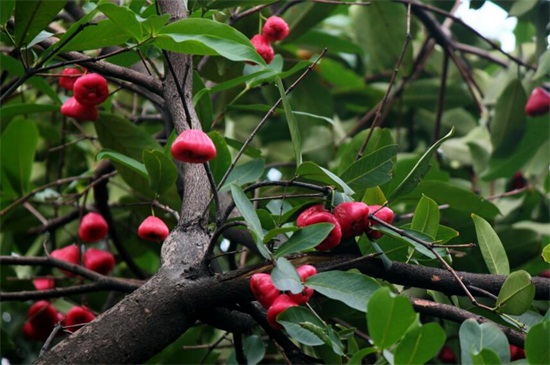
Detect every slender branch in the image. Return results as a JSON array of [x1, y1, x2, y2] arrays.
[[433, 50, 449, 144]]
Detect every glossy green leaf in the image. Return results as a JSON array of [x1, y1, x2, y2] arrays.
[[306, 271, 380, 312], [275, 77, 302, 165], [297, 162, 354, 195], [362, 186, 388, 206], [98, 3, 142, 40], [1, 0, 15, 27], [542, 244, 550, 263], [533, 50, 550, 80], [495, 270, 535, 315], [347, 347, 378, 365], [490, 79, 527, 158], [283, 2, 337, 42], [411, 195, 440, 238], [143, 150, 177, 195], [459, 319, 510, 365], [278, 306, 325, 346], [274, 223, 334, 258], [340, 145, 398, 196], [230, 184, 264, 241], [472, 214, 510, 275], [96, 149, 147, 177], [243, 335, 265, 365], [394, 322, 446, 365], [471, 348, 502, 365], [526, 321, 550, 365], [367, 287, 417, 349], [0, 104, 59, 120], [0, 118, 39, 195], [435, 225, 460, 244], [220, 158, 264, 191], [271, 257, 302, 294], [155, 19, 265, 64], [388, 128, 454, 200], [61, 19, 133, 51], [509, 0, 538, 17], [14, 0, 66, 46], [193, 70, 213, 132], [375, 225, 447, 260], [208, 132, 231, 185]]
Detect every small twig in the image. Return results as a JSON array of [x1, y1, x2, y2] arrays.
[[432, 243, 475, 249], [40, 322, 64, 357], [203, 162, 221, 224], [433, 51, 449, 144]]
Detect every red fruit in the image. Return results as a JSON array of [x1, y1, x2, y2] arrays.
[[266, 294, 299, 329], [79, 212, 109, 242], [22, 321, 46, 341], [288, 265, 317, 304], [365, 205, 394, 240], [27, 301, 60, 329], [509, 344, 526, 360], [33, 278, 55, 291], [297, 211, 342, 250], [50, 244, 81, 277], [73, 73, 109, 106], [510, 171, 527, 190], [84, 248, 115, 275], [262, 16, 290, 42], [539, 269, 550, 278], [438, 345, 456, 364], [64, 306, 96, 333], [137, 216, 170, 243], [250, 34, 274, 64], [296, 265, 317, 281], [170, 129, 217, 164], [60, 97, 98, 121], [58, 68, 82, 90], [334, 202, 370, 238], [296, 204, 327, 227], [250, 273, 280, 309], [525, 87, 550, 116]]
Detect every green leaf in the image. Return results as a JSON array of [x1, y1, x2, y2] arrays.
[[155, 18, 265, 64], [533, 49, 550, 80], [367, 287, 417, 350], [411, 195, 440, 239], [459, 319, 510, 365], [471, 348, 502, 365], [243, 335, 265, 365], [143, 150, 178, 195], [271, 257, 302, 294], [526, 321, 550, 365], [542, 244, 550, 263], [1, 0, 15, 27], [230, 184, 264, 241], [337, 128, 396, 175], [61, 19, 133, 52], [0, 104, 60, 120], [208, 132, 231, 186], [297, 162, 354, 195], [472, 214, 510, 275], [495, 270, 535, 315], [275, 77, 302, 165], [278, 306, 325, 346], [340, 145, 398, 196], [375, 226, 447, 260], [306, 271, 381, 312], [0, 118, 39, 195], [274, 223, 334, 258], [283, 2, 337, 43], [490, 79, 527, 158], [362, 186, 388, 206], [509, 0, 538, 17], [220, 159, 264, 191], [394, 322, 446, 365], [96, 149, 148, 177], [97, 3, 142, 40], [388, 128, 455, 200], [14, 0, 66, 46], [347, 347, 378, 365]]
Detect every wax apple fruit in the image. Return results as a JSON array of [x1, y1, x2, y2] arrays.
[[250, 34, 274, 64], [365, 205, 394, 240], [64, 306, 96, 332], [288, 265, 317, 304], [73, 73, 109, 106], [23, 301, 62, 341], [266, 294, 298, 329], [334, 202, 370, 238], [250, 273, 280, 309], [525, 87, 550, 116], [296, 209, 342, 250], [50, 244, 81, 277], [59, 68, 82, 90], [262, 16, 289, 42], [170, 129, 217, 163], [79, 212, 109, 242], [137, 216, 170, 243], [296, 204, 327, 227], [438, 345, 456, 364], [33, 278, 55, 291], [60, 97, 98, 121], [84, 248, 115, 275]]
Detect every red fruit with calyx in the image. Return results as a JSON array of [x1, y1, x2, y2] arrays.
[[334, 202, 370, 238], [297, 210, 342, 250], [288, 265, 317, 304], [525, 87, 550, 116], [170, 129, 217, 164], [250, 34, 274, 64], [60, 97, 98, 121], [23, 300, 61, 341], [33, 278, 55, 291], [365, 205, 394, 240], [262, 16, 290, 42], [509, 344, 526, 360], [250, 273, 280, 309], [64, 306, 96, 332], [84, 248, 115, 275], [50, 244, 81, 277], [266, 294, 299, 329], [73, 73, 109, 106], [296, 204, 327, 227], [438, 345, 456, 364], [79, 212, 109, 242], [59, 68, 82, 90], [138, 216, 170, 243]]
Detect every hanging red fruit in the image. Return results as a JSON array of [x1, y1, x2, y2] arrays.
[[79, 212, 109, 242], [50, 244, 81, 277], [266, 294, 298, 329], [250, 34, 274, 64], [250, 273, 281, 309], [525, 87, 550, 116], [84, 248, 115, 275], [296, 210, 342, 250], [137, 216, 170, 243], [364, 205, 394, 240], [60, 97, 98, 121], [58, 68, 83, 91], [64, 306, 96, 333], [170, 129, 217, 164], [262, 16, 290, 42], [334, 202, 370, 238], [73, 73, 109, 106]]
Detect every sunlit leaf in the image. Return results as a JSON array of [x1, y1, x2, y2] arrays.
[[472, 214, 510, 275]]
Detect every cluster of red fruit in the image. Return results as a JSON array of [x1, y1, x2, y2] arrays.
[[297, 202, 394, 251], [250, 16, 290, 64], [22, 300, 96, 342], [250, 265, 317, 329], [525, 86, 550, 117], [59, 68, 109, 121]]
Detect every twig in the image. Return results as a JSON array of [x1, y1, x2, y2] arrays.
[[433, 51, 449, 144]]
